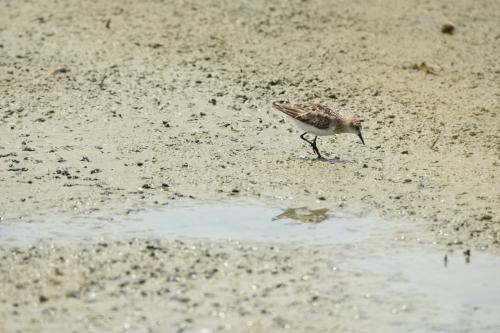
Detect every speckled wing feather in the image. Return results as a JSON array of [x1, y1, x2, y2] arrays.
[[273, 103, 340, 129]]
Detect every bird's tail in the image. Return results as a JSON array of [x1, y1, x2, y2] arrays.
[[272, 102, 302, 118], [272, 101, 284, 110]]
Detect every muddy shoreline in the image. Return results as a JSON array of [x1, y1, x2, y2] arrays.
[[2, 231, 499, 333]]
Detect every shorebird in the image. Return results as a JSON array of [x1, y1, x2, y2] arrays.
[[273, 102, 365, 159]]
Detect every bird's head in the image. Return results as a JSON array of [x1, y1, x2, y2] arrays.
[[347, 118, 365, 145]]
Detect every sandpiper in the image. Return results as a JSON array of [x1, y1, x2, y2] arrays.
[[273, 102, 365, 159]]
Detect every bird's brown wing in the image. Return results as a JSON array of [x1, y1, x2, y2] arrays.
[[273, 103, 337, 129], [304, 104, 340, 118]]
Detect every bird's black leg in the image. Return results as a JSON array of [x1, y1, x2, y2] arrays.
[[300, 132, 317, 156], [300, 132, 313, 145], [300, 133, 323, 159], [312, 136, 323, 159]]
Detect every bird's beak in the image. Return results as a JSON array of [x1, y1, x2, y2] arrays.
[[358, 133, 365, 145]]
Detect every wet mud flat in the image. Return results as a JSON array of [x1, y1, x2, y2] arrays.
[[1, 203, 499, 333]]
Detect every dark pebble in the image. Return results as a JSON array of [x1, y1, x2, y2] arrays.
[[441, 23, 455, 34]]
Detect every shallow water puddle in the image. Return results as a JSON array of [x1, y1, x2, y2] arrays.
[[357, 249, 500, 330], [0, 203, 395, 246]]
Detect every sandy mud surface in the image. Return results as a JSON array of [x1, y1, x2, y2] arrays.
[[1, 0, 500, 331], [1, 233, 499, 333]]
